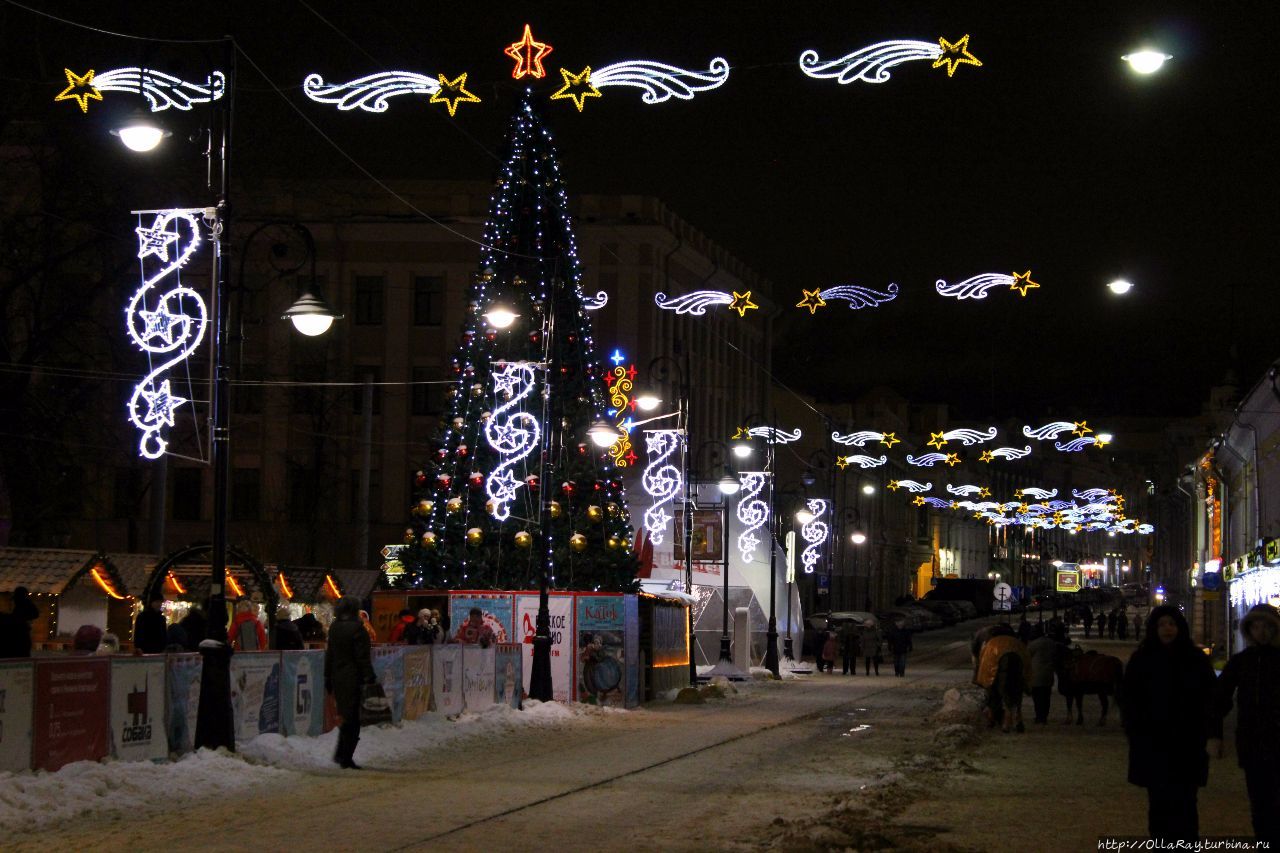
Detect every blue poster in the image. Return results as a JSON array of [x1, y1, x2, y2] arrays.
[[576, 595, 626, 707], [372, 645, 406, 724], [280, 651, 325, 737], [165, 653, 202, 755], [448, 593, 515, 643], [230, 652, 281, 743], [624, 595, 640, 709]]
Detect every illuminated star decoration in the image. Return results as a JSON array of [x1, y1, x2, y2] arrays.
[[796, 288, 826, 314], [844, 454, 887, 469], [138, 305, 189, 346], [484, 362, 542, 520], [801, 283, 899, 311], [67, 66, 225, 112], [135, 223, 181, 261], [945, 453, 961, 467], [430, 73, 481, 116], [913, 496, 926, 506], [907, 452, 949, 467], [932, 35, 983, 77], [881, 432, 900, 448], [927, 431, 947, 449], [655, 290, 740, 316], [979, 487, 992, 498], [550, 66, 602, 112], [835, 455, 849, 470], [1009, 270, 1040, 297], [1072, 421, 1093, 437], [141, 380, 188, 428], [1093, 434, 1111, 449], [729, 291, 758, 317], [505, 24, 553, 80], [979, 450, 994, 463], [55, 68, 103, 113]]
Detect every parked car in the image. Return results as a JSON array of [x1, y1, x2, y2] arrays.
[[901, 605, 943, 630], [879, 608, 926, 632], [915, 599, 960, 626], [948, 600, 978, 620]]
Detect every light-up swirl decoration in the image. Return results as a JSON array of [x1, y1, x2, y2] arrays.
[[1054, 437, 1096, 452], [1023, 422, 1076, 440], [1073, 488, 1112, 502], [943, 427, 997, 445], [94, 67, 225, 111], [907, 452, 949, 467], [799, 40, 944, 84], [303, 70, 441, 112], [802, 283, 900, 311], [844, 454, 888, 469], [736, 472, 770, 563], [832, 430, 885, 447], [800, 499, 829, 574], [607, 361, 636, 468], [921, 497, 952, 509], [946, 485, 985, 497], [935, 273, 1015, 300], [1018, 487, 1058, 500], [484, 362, 541, 521], [582, 291, 609, 311], [641, 430, 683, 545], [592, 57, 731, 104], [746, 426, 802, 444], [126, 210, 209, 460], [895, 480, 932, 493], [653, 290, 734, 315], [988, 445, 1032, 460], [1136, 524, 1154, 535]]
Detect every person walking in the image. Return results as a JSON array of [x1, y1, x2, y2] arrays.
[[134, 592, 168, 654], [819, 631, 837, 673], [1117, 610, 1129, 640], [1027, 624, 1057, 724], [0, 586, 39, 658], [1132, 612, 1143, 642], [325, 595, 377, 770], [1107, 610, 1118, 639], [886, 621, 913, 677], [861, 621, 882, 676], [1212, 603, 1280, 845], [1097, 609, 1109, 638], [1122, 605, 1216, 842], [840, 622, 862, 675], [1083, 608, 1094, 639]]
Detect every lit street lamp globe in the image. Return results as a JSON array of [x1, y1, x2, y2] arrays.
[[1107, 279, 1134, 295], [1122, 50, 1171, 74]]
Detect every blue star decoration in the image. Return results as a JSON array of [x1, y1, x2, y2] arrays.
[[135, 223, 180, 261], [610, 349, 626, 366], [141, 380, 188, 428], [138, 305, 190, 346], [487, 469, 521, 502]]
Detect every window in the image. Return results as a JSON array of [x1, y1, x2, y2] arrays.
[[350, 469, 382, 522], [351, 366, 382, 415], [354, 275, 384, 325], [230, 468, 261, 521], [413, 276, 444, 326], [411, 367, 444, 416], [172, 468, 203, 521]]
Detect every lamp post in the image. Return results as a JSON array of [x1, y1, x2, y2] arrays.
[[690, 439, 736, 676], [732, 420, 784, 678]]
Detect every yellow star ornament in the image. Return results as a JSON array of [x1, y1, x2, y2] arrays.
[[1073, 420, 1093, 437], [55, 68, 103, 113], [979, 487, 991, 498], [731, 426, 750, 440], [835, 455, 850, 470], [887, 480, 901, 492], [913, 496, 926, 506], [729, 291, 758, 317], [1094, 435, 1110, 448], [933, 35, 982, 77], [979, 450, 994, 463], [430, 73, 481, 117], [550, 66, 602, 112], [927, 431, 947, 450], [880, 432, 900, 448], [945, 452, 961, 467], [796, 288, 826, 314], [1009, 270, 1039, 297]]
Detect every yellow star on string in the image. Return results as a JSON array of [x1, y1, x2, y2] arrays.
[[430, 73, 481, 117], [949, 501, 959, 510], [887, 480, 901, 492], [945, 452, 961, 467], [985, 517, 997, 526], [1009, 270, 1039, 297], [927, 431, 947, 450], [1014, 489, 1024, 498], [550, 66, 602, 112], [973, 511, 986, 519], [913, 496, 926, 506], [731, 426, 750, 440], [979, 487, 991, 498], [796, 288, 826, 314], [933, 35, 982, 77], [880, 432, 900, 448], [729, 291, 758, 317], [979, 450, 994, 463], [1073, 420, 1093, 437], [835, 455, 849, 470], [1093, 434, 1110, 448], [1018, 503, 1030, 514], [54, 68, 102, 113]]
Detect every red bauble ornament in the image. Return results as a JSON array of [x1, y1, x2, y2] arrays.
[[486, 332, 497, 342], [525, 474, 540, 490], [456, 444, 469, 458], [529, 331, 541, 344], [562, 481, 577, 496], [567, 334, 577, 344], [593, 482, 603, 492], [414, 471, 428, 487], [577, 443, 588, 455], [436, 448, 448, 461], [437, 474, 452, 489], [469, 471, 484, 489]]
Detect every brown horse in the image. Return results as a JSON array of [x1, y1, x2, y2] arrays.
[[1055, 647, 1123, 725]]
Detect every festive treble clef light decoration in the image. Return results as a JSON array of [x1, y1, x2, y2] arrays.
[[485, 361, 542, 521], [126, 209, 209, 459], [607, 362, 636, 467], [800, 498, 829, 574], [736, 472, 769, 563], [641, 430, 684, 545]]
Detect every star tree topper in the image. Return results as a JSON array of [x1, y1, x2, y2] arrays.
[[505, 24, 553, 79]]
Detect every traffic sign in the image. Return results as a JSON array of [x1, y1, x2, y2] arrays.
[[1201, 571, 1222, 592]]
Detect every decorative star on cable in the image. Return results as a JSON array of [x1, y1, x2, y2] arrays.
[[505, 24, 553, 79], [932, 35, 982, 77], [881, 432, 900, 448], [731, 426, 750, 441], [835, 455, 849, 470], [609, 349, 625, 366], [54, 68, 103, 112], [492, 370, 522, 398], [927, 431, 947, 450], [979, 487, 991, 498], [979, 450, 994, 463], [1009, 270, 1039, 297], [550, 66, 602, 112], [945, 452, 961, 467], [488, 469, 521, 502], [729, 291, 758, 317], [135, 224, 180, 261], [913, 496, 926, 506], [796, 288, 826, 314], [1073, 420, 1093, 437], [141, 380, 188, 428], [887, 480, 900, 491], [138, 305, 190, 346], [1093, 435, 1110, 448], [430, 72, 481, 116]]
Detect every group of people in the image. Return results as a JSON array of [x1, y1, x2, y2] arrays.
[[817, 618, 913, 677], [1078, 606, 1143, 640]]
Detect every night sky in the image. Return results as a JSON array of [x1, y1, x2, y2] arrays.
[[11, 1, 1277, 419]]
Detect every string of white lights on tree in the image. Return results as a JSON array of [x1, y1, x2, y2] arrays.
[[795, 283, 899, 313], [483, 362, 541, 521], [736, 472, 770, 563], [641, 429, 684, 545], [799, 35, 981, 85], [800, 499, 829, 573], [126, 209, 209, 460]]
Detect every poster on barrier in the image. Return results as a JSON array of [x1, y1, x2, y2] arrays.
[[280, 651, 325, 737], [33, 658, 110, 771], [0, 661, 34, 772], [110, 657, 167, 762], [462, 645, 496, 712], [402, 647, 433, 720], [494, 644, 522, 709], [432, 644, 464, 716], [449, 593, 514, 643], [516, 593, 574, 702], [372, 646, 406, 724], [166, 654, 202, 754], [624, 595, 640, 709], [576, 594, 626, 707], [230, 652, 281, 744]]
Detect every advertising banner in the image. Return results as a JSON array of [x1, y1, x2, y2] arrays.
[[32, 658, 110, 771], [432, 644, 464, 716], [576, 594, 626, 707], [401, 647, 433, 720], [493, 644, 522, 709], [462, 644, 496, 712], [372, 645, 406, 724], [230, 652, 281, 744], [624, 595, 640, 709], [516, 593, 574, 702], [110, 657, 167, 762], [0, 661, 34, 772], [280, 651, 325, 737], [448, 593, 515, 643], [1056, 565, 1081, 593], [165, 653, 202, 754]]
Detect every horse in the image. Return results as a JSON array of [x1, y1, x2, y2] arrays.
[[1055, 646, 1123, 725]]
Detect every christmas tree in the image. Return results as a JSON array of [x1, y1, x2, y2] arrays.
[[399, 93, 638, 593]]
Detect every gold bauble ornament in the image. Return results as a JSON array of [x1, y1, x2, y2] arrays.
[[421, 531, 438, 549], [569, 533, 588, 552], [514, 531, 533, 549], [446, 497, 463, 514], [413, 499, 433, 517], [466, 527, 483, 546], [485, 499, 497, 515], [403, 528, 415, 544], [586, 505, 603, 523], [607, 536, 621, 550], [549, 500, 563, 519], [606, 502, 621, 518]]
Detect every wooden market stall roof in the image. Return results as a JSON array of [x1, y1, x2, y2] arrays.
[[0, 547, 132, 598], [267, 565, 382, 602]]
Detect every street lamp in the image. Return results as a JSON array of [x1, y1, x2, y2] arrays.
[[850, 530, 868, 545], [482, 305, 520, 329], [110, 107, 170, 152], [587, 417, 624, 448], [861, 483, 876, 496], [1107, 279, 1134, 295], [1123, 50, 1171, 74]]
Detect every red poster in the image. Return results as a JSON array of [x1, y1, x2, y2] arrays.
[[33, 658, 111, 772]]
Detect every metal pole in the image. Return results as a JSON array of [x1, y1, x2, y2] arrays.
[[681, 356, 695, 686], [529, 297, 556, 701], [784, 527, 794, 660], [764, 439, 780, 677], [719, 485, 733, 662]]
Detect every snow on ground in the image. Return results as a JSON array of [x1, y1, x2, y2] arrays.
[[0, 701, 628, 835]]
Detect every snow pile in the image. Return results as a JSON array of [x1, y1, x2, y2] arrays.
[[932, 684, 986, 723]]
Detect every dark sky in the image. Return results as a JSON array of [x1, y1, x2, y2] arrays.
[[13, 1, 1278, 419]]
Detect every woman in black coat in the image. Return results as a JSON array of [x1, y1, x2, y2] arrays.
[[1121, 605, 1216, 841], [324, 595, 376, 769]]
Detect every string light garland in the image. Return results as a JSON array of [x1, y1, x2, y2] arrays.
[[641, 430, 683, 545], [800, 499, 829, 573], [797, 283, 899, 313], [799, 35, 980, 85], [736, 472, 770, 563], [591, 56, 731, 104], [304, 70, 442, 112], [484, 361, 541, 521]]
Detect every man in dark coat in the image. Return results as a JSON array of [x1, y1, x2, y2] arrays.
[[1213, 604, 1280, 845], [1122, 605, 1216, 841], [1083, 608, 1094, 638], [0, 586, 39, 658], [885, 621, 913, 677], [133, 592, 168, 654], [325, 595, 376, 769]]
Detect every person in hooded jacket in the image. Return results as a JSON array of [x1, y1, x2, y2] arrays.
[[325, 595, 376, 769], [1122, 605, 1216, 842], [230, 600, 267, 651], [1213, 603, 1280, 845], [387, 608, 419, 644]]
